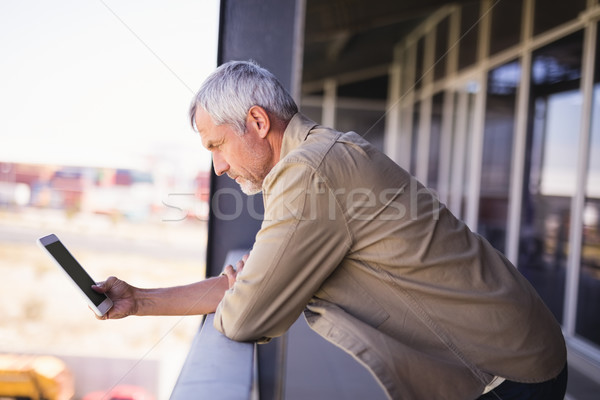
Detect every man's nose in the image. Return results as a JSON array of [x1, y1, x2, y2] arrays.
[[212, 152, 230, 176]]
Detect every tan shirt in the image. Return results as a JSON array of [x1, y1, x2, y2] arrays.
[[214, 113, 566, 399]]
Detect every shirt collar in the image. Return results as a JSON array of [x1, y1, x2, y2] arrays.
[[279, 113, 319, 160]]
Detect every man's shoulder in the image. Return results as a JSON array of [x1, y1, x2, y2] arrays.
[[285, 125, 376, 163], [272, 125, 404, 190], [280, 125, 341, 168]]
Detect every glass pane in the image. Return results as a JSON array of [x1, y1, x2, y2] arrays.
[[415, 37, 425, 90], [336, 107, 386, 152], [489, 0, 522, 55], [448, 91, 460, 207], [410, 101, 421, 175], [458, 2, 480, 71], [402, 45, 415, 95], [434, 17, 449, 81], [427, 93, 444, 189], [479, 60, 521, 253], [449, 87, 477, 219], [519, 31, 584, 323], [576, 23, 600, 346], [460, 90, 477, 218], [533, 0, 586, 36], [337, 76, 388, 99], [300, 104, 323, 125]]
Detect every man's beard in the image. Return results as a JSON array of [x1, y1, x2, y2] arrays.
[[231, 134, 271, 195], [236, 176, 263, 195]]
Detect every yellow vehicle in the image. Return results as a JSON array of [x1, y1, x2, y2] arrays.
[[0, 354, 74, 400]]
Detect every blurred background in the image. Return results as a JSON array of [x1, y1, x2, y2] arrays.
[[0, 1, 219, 399]]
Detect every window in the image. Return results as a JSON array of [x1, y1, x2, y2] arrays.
[[336, 107, 386, 151], [402, 45, 416, 96], [335, 77, 388, 151], [576, 22, 600, 347], [434, 17, 450, 81], [300, 104, 323, 126], [448, 86, 477, 219], [461, 89, 477, 218], [427, 93, 444, 189], [410, 101, 421, 175], [415, 37, 425, 90], [458, 2, 480, 71], [489, 0, 522, 55], [518, 31, 584, 322], [533, 0, 586, 36], [479, 60, 521, 253]]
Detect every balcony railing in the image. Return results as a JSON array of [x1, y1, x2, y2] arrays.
[[170, 250, 258, 400]]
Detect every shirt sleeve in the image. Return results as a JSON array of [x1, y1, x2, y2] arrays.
[[214, 161, 352, 342]]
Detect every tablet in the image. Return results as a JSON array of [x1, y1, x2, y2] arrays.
[[37, 234, 113, 317]]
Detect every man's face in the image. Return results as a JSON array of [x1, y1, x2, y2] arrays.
[[194, 107, 273, 195]]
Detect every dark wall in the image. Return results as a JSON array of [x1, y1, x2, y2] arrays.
[[207, 0, 299, 278], [218, 0, 297, 88]]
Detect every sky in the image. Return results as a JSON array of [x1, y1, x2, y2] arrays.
[[0, 0, 219, 173]]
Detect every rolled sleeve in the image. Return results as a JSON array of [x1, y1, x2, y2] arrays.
[[214, 162, 352, 342]]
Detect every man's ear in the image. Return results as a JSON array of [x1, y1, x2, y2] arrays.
[[246, 106, 271, 139]]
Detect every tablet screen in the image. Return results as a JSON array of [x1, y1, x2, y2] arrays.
[[44, 240, 107, 306]]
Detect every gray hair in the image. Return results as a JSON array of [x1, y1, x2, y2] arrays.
[[189, 60, 298, 134]]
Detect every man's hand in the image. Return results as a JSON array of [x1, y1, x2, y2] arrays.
[[92, 276, 138, 320], [222, 253, 249, 289]]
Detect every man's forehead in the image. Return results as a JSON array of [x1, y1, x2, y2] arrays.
[[194, 110, 224, 149]]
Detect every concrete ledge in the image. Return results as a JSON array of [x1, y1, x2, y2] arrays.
[[170, 250, 256, 400]]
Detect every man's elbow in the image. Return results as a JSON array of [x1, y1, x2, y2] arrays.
[[221, 324, 261, 342], [225, 329, 270, 343], [214, 313, 280, 343], [214, 314, 262, 342]]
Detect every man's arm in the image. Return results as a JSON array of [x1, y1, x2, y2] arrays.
[[214, 163, 351, 341], [93, 274, 230, 319]]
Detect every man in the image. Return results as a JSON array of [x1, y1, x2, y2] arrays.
[[95, 60, 567, 399]]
